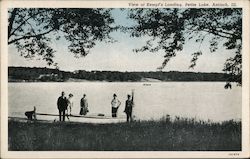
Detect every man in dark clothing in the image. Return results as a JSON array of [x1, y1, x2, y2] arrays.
[[80, 94, 89, 115], [124, 94, 133, 122], [57, 91, 68, 121]]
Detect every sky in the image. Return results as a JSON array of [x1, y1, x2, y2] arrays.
[[8, 9, 236, 73]]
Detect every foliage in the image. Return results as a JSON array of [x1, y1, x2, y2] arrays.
[[8, 118, 241, 150], [8, 8, 116, 65], [127, 8, 242, 84], [8, 8, 242, 84], [8, 66, 234, 82]]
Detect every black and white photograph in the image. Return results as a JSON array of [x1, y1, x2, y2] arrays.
[[1, 0, 250, 158]]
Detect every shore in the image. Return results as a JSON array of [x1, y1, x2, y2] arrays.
[[8, 77, 163, 82], [8, 117, 241, 151]]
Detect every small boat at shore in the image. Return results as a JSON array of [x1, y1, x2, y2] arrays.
[[9, 112, 127, 124], [36, 113, 126, 119]]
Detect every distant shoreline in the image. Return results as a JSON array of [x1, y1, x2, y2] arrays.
[[8, 80, 232, 84], [8, 77, 162, 83], [8, 78, 232, 83], [8, 66, 234, 83]]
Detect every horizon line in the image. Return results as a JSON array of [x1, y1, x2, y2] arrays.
[[8, 66, 226, 74]]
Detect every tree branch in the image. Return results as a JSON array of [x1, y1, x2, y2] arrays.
[[9, 10, 48, 39], [216, 28, 235, 37], [202, 29, 231, 39], [186, 22, 236, 39], [8, 28, 54, 45]]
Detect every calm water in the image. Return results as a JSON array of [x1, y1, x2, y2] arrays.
[[8, 82, 242, 122]]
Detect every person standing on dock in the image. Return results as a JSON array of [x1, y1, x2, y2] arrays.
[[111, 93, 121, 117], [124, 92, 134, 122], [80, 94, 89, 115], [67, 93, 74, 116], [57, 91, 68, 121]]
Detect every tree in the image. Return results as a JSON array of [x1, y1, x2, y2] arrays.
[[127, 8, 242, 84], [8, 8, 116, 65]]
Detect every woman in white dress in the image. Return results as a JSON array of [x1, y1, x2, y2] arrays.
[[67, 93, 74, 116]]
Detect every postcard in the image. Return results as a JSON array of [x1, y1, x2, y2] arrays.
[[1, 0, 249, 158]]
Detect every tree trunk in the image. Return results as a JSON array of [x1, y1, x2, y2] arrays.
[[8, 8, 18, 40]]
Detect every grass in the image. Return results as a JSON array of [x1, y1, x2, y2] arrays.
[[8, 116, 241, 151]]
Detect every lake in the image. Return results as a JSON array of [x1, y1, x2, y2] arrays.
[[8, 82, 241, 122]]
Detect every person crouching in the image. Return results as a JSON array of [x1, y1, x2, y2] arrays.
[[25, 106, 37, 120]]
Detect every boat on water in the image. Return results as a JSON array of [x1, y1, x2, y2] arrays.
[[36, 112, 126, 119], [9, 112, 127, 124]]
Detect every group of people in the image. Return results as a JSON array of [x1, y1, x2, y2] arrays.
[[111, 93, 134, 122], [57, 92, 89, 121], [57, 91, 134, 122]]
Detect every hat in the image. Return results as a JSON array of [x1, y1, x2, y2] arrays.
[[113, 93, 117, 97]]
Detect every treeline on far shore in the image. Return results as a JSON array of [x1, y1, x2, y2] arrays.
[[8, 66, 234, 82]]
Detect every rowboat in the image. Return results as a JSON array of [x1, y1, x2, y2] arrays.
[[36, 113, 126, 119], [9, 113, 127, 124]]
